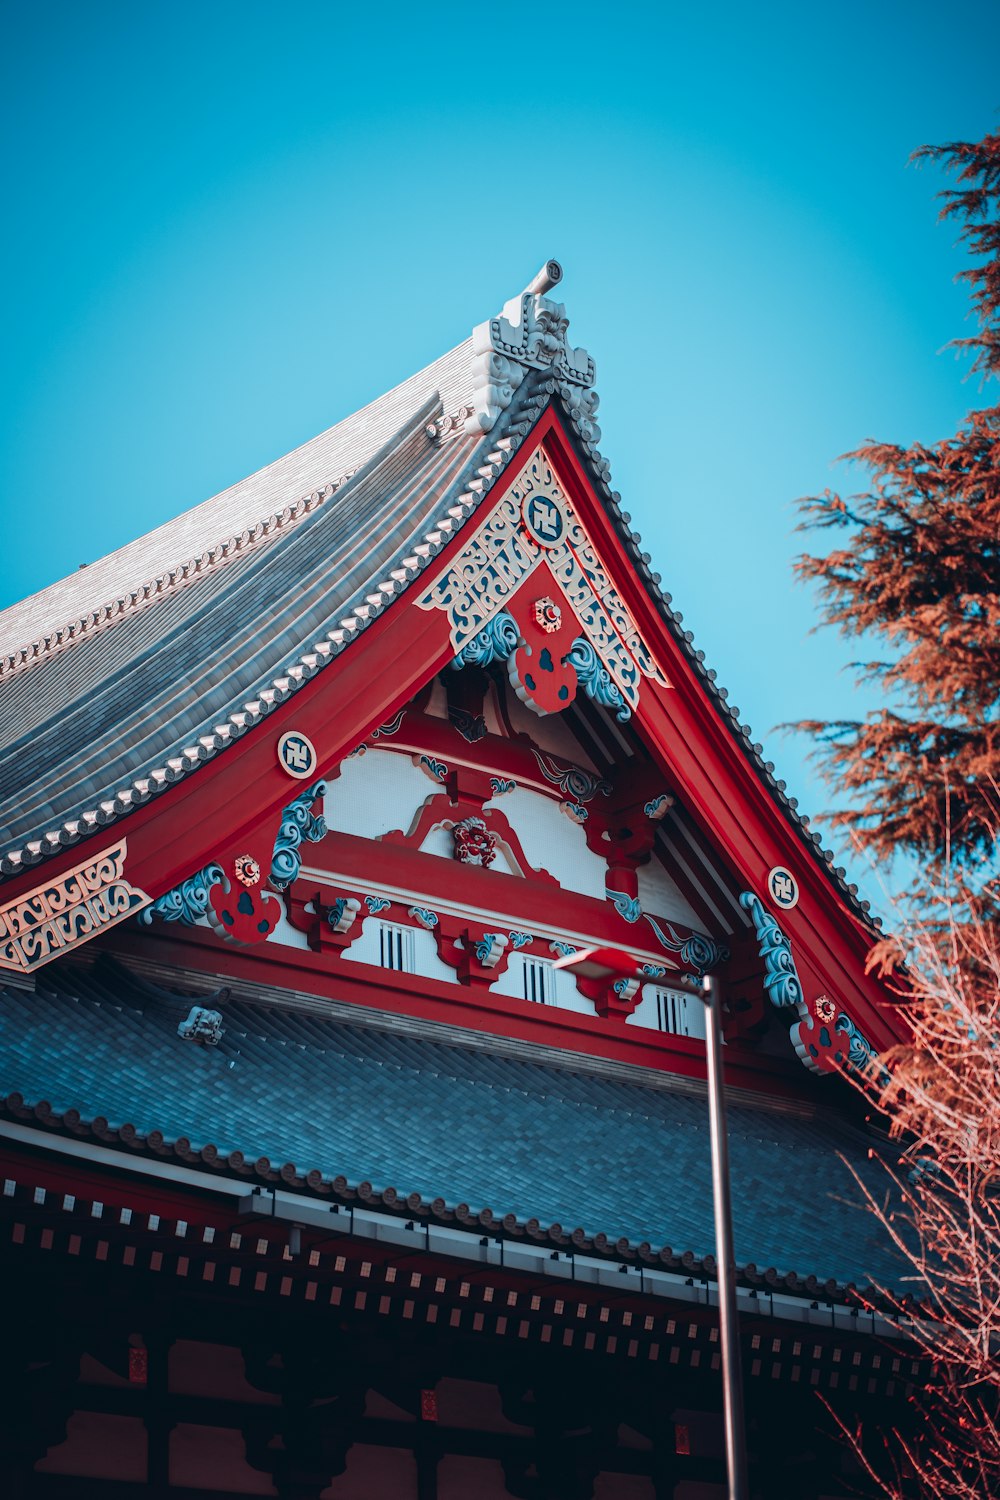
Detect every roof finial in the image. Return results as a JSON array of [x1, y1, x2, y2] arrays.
[[525, 259, 563, 297], [465, 261, 593, 436]]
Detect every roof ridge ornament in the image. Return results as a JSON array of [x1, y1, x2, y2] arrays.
[[466, 260, 597, 435]]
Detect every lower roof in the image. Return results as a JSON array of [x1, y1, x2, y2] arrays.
[[0, 956, 901, 1294]]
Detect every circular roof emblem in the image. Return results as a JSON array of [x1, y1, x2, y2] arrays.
[[521, 491, 565, 548], [767, 866, 799, 910], [277, 730, 318, 781]]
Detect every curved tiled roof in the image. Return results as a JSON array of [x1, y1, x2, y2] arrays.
[[0, 400, 487, 843], [0, 275, 878, 937], [0, 337, 475, 662], [0, 958, 903, 1295]]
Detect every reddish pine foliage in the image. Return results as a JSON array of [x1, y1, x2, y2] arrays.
[[795, 130, 1000, 915], [831, 921, 1000, 1500]]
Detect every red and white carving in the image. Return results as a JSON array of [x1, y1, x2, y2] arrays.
[[453, 816, 498, 867], [533, 596, 562, 634], [234, 854, 260, 887]]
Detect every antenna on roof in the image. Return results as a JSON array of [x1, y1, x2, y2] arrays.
[[524, 259, 563, 296]]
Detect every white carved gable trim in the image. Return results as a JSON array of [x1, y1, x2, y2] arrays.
[[416, 443, 666, 712]]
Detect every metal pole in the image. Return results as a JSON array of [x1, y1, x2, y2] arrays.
[[701, 973, 750, 1500]]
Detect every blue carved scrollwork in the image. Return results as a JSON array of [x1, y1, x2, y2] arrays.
[[372, 710, 406, 738], [508, 931, 532, 949], [409, 907, 439, 929], [549, 941, 578, 958], [532, 749, 610, 803], [138, 863, 224, 926], [365, 895, 391, 915], [563, 637, 631, 722], [640, 963, 667, 979], [489, 777, 516, 796], [607, 888, 642, 923], [269, 781, 328, 892], [475, 933, 504, 964], [452, 611, 519, 670], [449, 707, 487, 743], [738, 892, 803, 1010], [646, 915, 729, 975], [835, 1012, 891, 1088], [683, 932, 729, 972], [419, 755, 449, 783]]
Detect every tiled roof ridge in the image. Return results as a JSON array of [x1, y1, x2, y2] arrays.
[[0, 467, 360, 682], [0, 388, 546, 880], [0, 331, 479, 660], [0, 1083, 879, 1302], [0, 1013, 879, 1307]]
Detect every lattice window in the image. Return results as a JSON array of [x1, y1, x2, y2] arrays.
[[654, 987, 695, 1037], [521, 957, 556, 1005], [378, 922, 415, 973]]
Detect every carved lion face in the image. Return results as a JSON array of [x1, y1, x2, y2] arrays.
[[453, 816, 497, 867]]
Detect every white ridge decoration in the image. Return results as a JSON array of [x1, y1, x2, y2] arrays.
[[465, 264, 595, 436]]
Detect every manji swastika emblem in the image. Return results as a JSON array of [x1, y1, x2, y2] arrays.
[[277, 730, 318, 781], [522, 491, 564, 546], [767, 866, 799, 910]]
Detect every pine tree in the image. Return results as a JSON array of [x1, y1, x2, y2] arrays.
[[795, 129, 1000, 922], [799, 125, 1000, 1500]]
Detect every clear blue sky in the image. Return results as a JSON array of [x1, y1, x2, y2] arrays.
[[2, 1, 997, 915]]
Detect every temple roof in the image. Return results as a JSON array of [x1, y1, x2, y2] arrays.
[[0, 261, 877, 936], [0, 957, 902, 1293]]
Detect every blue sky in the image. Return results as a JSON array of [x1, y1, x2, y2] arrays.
[[2, 1, 998, 914]]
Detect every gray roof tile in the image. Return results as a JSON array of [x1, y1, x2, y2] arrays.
[[0, 959, 902, 1292], [0, 338, 475, 658]]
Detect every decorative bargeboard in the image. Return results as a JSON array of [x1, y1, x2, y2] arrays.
[[0, 840, 150, 973], [417, 445, 666, 716]]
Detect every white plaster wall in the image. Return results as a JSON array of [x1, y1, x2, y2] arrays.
[[320, 1443, 418, 1498], [593, 1475, 656, 1499], [437, 1455, 511, 1500], [323, 749, 435, 841], [491, 954, 594, 1016], [169, 1341, 279, 1403], [341, 916, 457, 985], [636, 858, 702, 929], [485, 786, 607, 898], [482, 682, 506, 738], [424, 677, 449, 718], [36, 1413, 147, 1481], [170, 1425, 275, 1493]]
